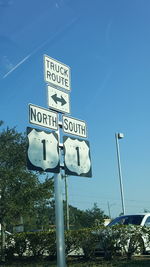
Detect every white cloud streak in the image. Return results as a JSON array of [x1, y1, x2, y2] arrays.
[[2, 54, 31, 79]]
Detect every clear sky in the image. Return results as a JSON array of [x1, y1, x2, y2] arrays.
[[1, 0, 150, 218]]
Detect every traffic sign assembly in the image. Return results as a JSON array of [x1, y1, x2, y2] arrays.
[[62, 115, 87, 138], [27, 127, 60, 173], [44, 54, 71, 91], [29, 103, 58, 130], [27, 54, 92, 267], [47, 85, 70, 114], [63, 136, 92, 177]]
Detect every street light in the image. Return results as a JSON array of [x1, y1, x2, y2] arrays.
[[115, 133, 126, 215]]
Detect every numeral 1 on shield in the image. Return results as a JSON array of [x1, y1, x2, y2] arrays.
[[41, 139, 46, 160], [76, 146, 80, 166]]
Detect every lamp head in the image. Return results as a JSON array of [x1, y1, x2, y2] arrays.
[[117, 133, 124, 139]]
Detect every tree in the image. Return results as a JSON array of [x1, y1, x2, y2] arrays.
[[0, 124, 54, 231], [64, 202, 108, 229], [84, 203, 107, 227]]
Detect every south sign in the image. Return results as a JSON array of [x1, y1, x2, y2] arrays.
[[62, 115, 87, 138], [44, 55, 71, 91]]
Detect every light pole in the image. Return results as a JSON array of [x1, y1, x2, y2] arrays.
[[107, 201, 116, 218], [115, 133, 126, 215]]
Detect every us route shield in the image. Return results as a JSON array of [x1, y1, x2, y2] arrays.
[[63, 136, 92, 177], [27, 127, 60, 172]]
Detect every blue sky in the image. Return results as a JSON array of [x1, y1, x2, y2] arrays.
[[1, 0, 150, 218]]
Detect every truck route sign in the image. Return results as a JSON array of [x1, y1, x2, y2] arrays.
[[44, 55, 71, 91]]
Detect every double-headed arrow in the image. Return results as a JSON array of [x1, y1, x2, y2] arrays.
[[51, 93, 67, 106], [48, 85, 70, 114]]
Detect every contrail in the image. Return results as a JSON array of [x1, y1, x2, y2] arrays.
[[2, 16, 78, 79], [3, 54, 31, 79]]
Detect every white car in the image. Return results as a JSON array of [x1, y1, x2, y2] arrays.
[[107, 213, 150, 254], [95, 213, 150, 255]]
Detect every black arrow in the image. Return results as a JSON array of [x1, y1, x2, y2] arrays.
[[51, 93, 67, 106]]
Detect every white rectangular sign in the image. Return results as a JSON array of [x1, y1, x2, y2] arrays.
[[47, 85, 70, 114], [29, 104, 58, 130], [62, 115, 87, 138], [44, 55, 71, 91]]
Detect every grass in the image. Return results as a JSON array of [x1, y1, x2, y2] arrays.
[[1, 256, 150, 267], [67, 256, 150, 267]]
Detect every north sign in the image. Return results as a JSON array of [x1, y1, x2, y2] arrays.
[[29, 103, 58, 130], [47, 85, 70, 114], [44, 54, 71, 91], [62, 115, 87, 138]]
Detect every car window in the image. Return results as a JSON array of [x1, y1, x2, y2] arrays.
[[144, 217, 150, 227], [108, 215, 144, 226]]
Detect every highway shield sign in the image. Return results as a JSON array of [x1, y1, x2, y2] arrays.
[[63, 136, 92, 177], [27, 127, 60, 172]]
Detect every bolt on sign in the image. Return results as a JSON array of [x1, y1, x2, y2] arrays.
[[44, 54, 71, 91], [27, 127, 60, 173], [63, 136, 92, 177]]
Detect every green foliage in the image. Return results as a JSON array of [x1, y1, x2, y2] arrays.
[[65, 229, 81, 255], [66, 203, 106, 230], [96, 225, 148, 260], [0, 124, 54, 231], [84, 203, 106, 227], [6, 231, 56, 259], [27, 231, 56, 258], [4, 226, 150, 261], [77, 228, 98, 259], [12, 233, 27, 257], [65, 228, 97, 258]]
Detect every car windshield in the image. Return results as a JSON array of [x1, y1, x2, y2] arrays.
[[108, 215, 145, 226]]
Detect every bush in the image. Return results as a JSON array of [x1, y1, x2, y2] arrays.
[[116, 225, 144, 259], [95, 226, 121, 259], [5, 225, 150, 261], [6, 232, 27, 258], [65, 229, 81, 256], [95, 225, 147, 260]]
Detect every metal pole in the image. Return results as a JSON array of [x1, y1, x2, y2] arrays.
[[107, 201, 111, 218], [115, 133, 126, 215], [54, 119, 66, 267], [64, 175, 69, 230], [54, 173, 66, 267]]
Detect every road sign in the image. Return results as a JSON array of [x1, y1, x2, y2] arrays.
[[44, 54, 71, 91], [62, 115, 87, 138], [27, 127, 60, 172], [63, 136, 92, 177], [47, 85, 70, 114], [29, 103, 58, 130]]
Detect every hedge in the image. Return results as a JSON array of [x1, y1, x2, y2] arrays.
[[3, 225, 150, 260]]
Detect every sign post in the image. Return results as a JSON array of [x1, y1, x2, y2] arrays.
[[54, 173, 66, 267], [54, 126, 66, 267]]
